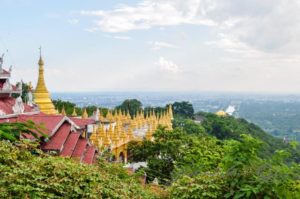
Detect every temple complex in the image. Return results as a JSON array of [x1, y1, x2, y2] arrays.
[[87, 106, 173, 162], [0, 51, 173, 164]]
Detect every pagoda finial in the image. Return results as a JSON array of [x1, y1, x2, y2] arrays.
[[38, 46, 44, 66], [61, 106, 66, 116], [82, 108, 88, 119], [72, 107, 77, 117]]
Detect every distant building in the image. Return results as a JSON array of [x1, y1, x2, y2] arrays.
[[225, 105, 235, 116]]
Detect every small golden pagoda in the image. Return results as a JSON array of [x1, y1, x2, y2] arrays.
[[216, 110, 227, 117], [33, 49, 57, 114]]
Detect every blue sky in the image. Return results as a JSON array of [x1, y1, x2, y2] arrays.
[[1, 0, 300, 93]]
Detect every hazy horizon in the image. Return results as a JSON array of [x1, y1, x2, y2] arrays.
[[2, 0, 300, 93]]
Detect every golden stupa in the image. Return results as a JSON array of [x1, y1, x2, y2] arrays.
[[216, 110, 227, 117], [33, 50, 57, 114]]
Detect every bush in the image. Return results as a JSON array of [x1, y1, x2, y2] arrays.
[[0, 140, 159, 199]]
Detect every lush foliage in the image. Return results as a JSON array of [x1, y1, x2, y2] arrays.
[[128, 126, 223, 185], [128, 116, 300, 198], [53, 99, 108, 117], [116, 99, 143, 117], [0, 140, 160, 199], [0, 121, 47, 142], [238, 100, 300, 142], [199, 112, 300, 162], [172, 101, 194, 119]]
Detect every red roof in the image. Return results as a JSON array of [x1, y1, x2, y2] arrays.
[[82, 146, 96, 164], [42, 122, 71, 151], [71, 138, 87, 160], [70, 117, 95, 128], [0, 117, 17, 123], [17, 114, 64, 135], [60, 132, 81, 157], [0, 102, 98, 164]]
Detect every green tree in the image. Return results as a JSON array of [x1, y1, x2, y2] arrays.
[[173, 118, 206, 135], [116, 99, 142, 117], [0, 121, 47, 142], [0, 140, 160, 199], [172, 101, 194, 118], [128, 124, 223, 185], [169, 134, 300, 199]]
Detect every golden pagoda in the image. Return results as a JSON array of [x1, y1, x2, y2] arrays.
[[33, 49, 57, 114], [82, 108, 88, 119], [216, 110, 227, 117], [61, 106, 66, 116], [71, 107, 77, 117]]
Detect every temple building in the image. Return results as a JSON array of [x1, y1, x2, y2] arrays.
[[0, 53, 97, 164]]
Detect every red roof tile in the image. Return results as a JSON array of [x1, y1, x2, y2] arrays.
[[0, 98, 18, 114], [17, 114, 64, 135], [82, 146, 96, 164], [70, 117, 95, 128], [0, 118, 17, 123], [42, 122, 71, 151], [71, 138, 87, 160], [60, 132, 81, 157]]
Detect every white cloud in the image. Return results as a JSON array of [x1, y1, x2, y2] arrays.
[[84, 27, 99, 32], [79, 0, 217, 33], [112, 35, 132, 40], [103, 34, 132, 40], [67, 19, 79, 25], [147, 41, 177, 50], [156, 57, 180, 73]]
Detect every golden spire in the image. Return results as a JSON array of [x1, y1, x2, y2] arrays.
[[33, 47, 57, 114], [72, 107, 77, 117], [82, 108, 88, 119], [61, 106, 66, 116], [145, 126, 153, 141], [168, 104, 173, 119], [127, 126, 134, 141], [90, 126, 98, 145]]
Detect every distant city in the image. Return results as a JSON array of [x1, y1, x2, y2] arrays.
[[53, 92, 300, 142]]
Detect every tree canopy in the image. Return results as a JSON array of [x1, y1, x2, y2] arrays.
[[128, 115, 300, 198], [172, 101, 194, 118], [116, 99, 143, 117]]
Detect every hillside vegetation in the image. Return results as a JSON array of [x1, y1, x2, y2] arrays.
[[1, 100, 300, 198], [128, 101, 300, 198], [0, 139, 161, 199]]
